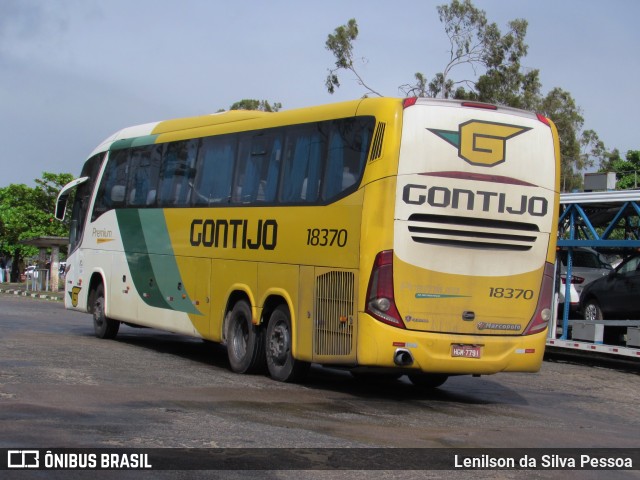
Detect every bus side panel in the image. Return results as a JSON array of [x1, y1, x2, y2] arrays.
[[296, 266, 316, 362], [108, 250, 139, 322], [179, 256, 211, 338], [63, 248, 90, 312], [358, 176, 397, 312], [257, 262, 302, 356]]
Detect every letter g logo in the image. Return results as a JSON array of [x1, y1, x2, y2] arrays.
[[429, 120, 531, 167]]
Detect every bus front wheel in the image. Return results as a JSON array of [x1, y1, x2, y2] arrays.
[[92, 284, 120, 339], [265, 305, 309, 382], [225, 300, 265, 374]]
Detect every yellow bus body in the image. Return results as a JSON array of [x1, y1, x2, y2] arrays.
[[57, 97, 560, 384]]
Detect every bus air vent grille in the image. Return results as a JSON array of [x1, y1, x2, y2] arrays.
[[369, 122, 386, 161], [314, 271, 355, 356], [407, 213, 539, 251]]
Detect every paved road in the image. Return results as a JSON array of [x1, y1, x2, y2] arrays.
[[1, 294, 639, 479]]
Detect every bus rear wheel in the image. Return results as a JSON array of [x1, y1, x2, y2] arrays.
[[92, 284, 120, 339], [265, 306, 309, 383], [225, 300, 265, 374]]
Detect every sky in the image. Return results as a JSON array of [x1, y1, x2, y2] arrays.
[[1, 0, 638, 187]]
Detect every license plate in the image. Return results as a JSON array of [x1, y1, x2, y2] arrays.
[[451, 344, 481, 358]]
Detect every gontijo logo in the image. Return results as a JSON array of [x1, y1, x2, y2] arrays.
[[429, 120, 531, 167]]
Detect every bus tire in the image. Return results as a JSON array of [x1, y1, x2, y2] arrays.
[[225, 300, 266, 374], [265, 305, 309, 383], [408, 373, 448, 389], [92, 284, 120, 339]]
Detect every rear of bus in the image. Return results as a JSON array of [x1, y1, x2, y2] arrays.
[[359, 98, 560, 377]]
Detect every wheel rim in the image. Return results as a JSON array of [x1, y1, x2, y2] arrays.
[[268, 321, 289, 366], [585, 304, 597, 321]]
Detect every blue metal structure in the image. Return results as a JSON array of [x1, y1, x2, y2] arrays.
[[554, 190, 640, 345]]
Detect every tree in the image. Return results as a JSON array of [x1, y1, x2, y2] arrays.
[[579, 129, 608, 172], [324, 18, 382, 97], [323, 1, 605, 191], [326, 2, 535, 102], [605, 150, 640, 190], [0, 172, 73, 279], [408, 0, 488, 98], [229, 99, 282, 112], [472, 19, 542, 110], [537, 88, 584, 191]]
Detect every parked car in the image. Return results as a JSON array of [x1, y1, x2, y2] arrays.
[[558, 275, 580, 312], [580, 254, 640, 320], [24, 265, 37, 280], [557, 248, 611, 313], [557, 248, 612, 300]]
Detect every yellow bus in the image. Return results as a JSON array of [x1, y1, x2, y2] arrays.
[[56, 97, 560, 387]]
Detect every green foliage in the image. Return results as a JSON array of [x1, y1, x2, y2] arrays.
[[0, 172, 73, 260], [324, 19, 382, 97], [605, 150, 640, 190], [432, 0, 487, 97], [537, 88, 584, 190], [229, 99, 282, 112], [474, 19, 542, 110]]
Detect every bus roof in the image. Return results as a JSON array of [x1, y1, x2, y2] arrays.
[[88, 97, 541, 158]]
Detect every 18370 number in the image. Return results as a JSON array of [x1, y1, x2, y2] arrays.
[[488, 287, 534, 300], [306, 228, 348, 247]]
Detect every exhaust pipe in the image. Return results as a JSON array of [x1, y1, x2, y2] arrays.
[[393, 348, 414, 367]]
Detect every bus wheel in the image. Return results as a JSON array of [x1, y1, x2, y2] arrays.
[[408, 373, 448, 389], [92, 284, 120, 339], [265, 305, 309, 383], [225, 300, 265, 374]]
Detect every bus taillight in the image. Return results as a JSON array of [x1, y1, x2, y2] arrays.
[[403, 97, 418, 109], [536, 113, 551, 126], [366, 250, 405, 329], [523, 262, 555, 335]]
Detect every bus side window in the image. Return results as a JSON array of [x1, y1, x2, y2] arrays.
[[322, 118, 372, 201], [262, 137, 282, 202], [280, 126, 324, 203], [158, 140, 198, 207], [193, 135, 236, 205], [127, 145, 161, 207], [91, 150, 129, 221], [233, 132, 282, 204], [323, 129, 346, 200], [70, 153, 105, 250]]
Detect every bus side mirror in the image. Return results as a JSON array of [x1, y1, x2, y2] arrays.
[[55, 193, 69, 221], [55, 176, 90, 222]]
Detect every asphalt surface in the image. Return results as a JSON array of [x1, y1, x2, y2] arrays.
[[1, 293, 639, 480]]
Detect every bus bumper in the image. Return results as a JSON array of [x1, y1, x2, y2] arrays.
[[357, 313, 547, 375]]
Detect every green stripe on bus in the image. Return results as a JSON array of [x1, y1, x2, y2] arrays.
[[110, 135, 159, 151], [116, 209, 200, 315], [139, 210, 200, 315]]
